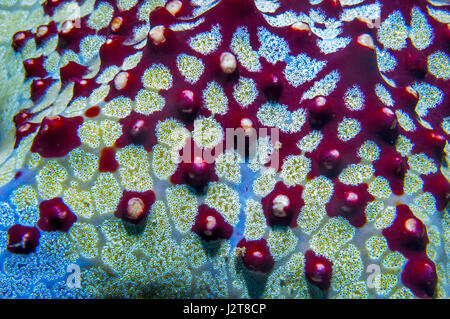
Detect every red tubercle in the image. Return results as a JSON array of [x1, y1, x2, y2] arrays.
[[326, 182, 374, 228], [108, 6, 146, 39], [308, 131, 358, 181], [381, 204, 439, 298], [105, 69, 141, 101], [367, 106, 399, 146], [37, 198, 77, 232], [404, 49, 427, 79], [307, 96, 335, 130], [390, 86, 419, 113], [304, 250, 333, 290], [147, 6, 183, 56], [57, 18, 95, 54], [261, 182, 303, 228], [386, 49, 428, 87], [35, 21, 57, 47], [30, 115, 83, 158], [13, 110, 38, 149], [11, 30, 34, 51], [115, 111, 158, 151], [258, 72, 283, 102], [373, 147, 408, 196], [147, 25, 179, 57], [30, 78, 57, 102], [176, 89, 201, 123], [411, 129, 447, 163], [216, 104, 261, 159], [73, 78, 100, 98], [23, 56, 48, 78], [170, 146, 219, 193], [98, 147, 119, 173], [114, 190, 155, 224], [317, 148, 344, 179], [7, 225, 40, 254], [14, 121, 39, 149], [237, 238, 275, 274], [13, 111, 33, 126], [422, 173, 450, 212], [149, 6, 178, 28], [60, 61, 89, 85], [191, 204, 233, 241], [84, 106, 101, 118], [14, 171, 22, 180], [99, 35, 136, 68], [401, 256, 437, 299], [382, 204, 428, 258]]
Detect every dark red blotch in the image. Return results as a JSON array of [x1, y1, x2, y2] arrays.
[[30, 115, 83, 158], [7, 225, 40, 254], [304, 250, 333, 290], [237, 238, 275, 273], [191, 204, 233, 241], [37, 198, 77, 232]]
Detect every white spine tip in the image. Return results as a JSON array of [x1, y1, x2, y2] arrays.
[[315, 96, 327, 107], [220, 52, 237, 74], [149, 25, 166, 45], [291, 22, 310, 32], [37, 26, 48, 38], [405, 218, 419, 234], [61, 20, 74, 34], [114, 71, 129, 91], [272, 194, 290, 217], [127, 197, 145, 220], [205, 215, 217, 231], [166, 0, 183, 16], [14, 32, 25, 41], [111, 16, 123, 32], [357, 34, 375, 49], [405, 85, 419, 99]]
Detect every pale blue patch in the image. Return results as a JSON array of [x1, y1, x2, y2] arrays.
[[2, 254, 41, 283], [0, 202, 14, 228], [255, 0, 279, 13], [284, 54, 326, 87], [0, 274, 16, 299], [427, 51, 450, 80], [0, 230, 7, 255], [52, 281, 90, 299], [317, 37, 351, 54], [11, 276, 34, 297], [377, 10, 408, 50], [375, 83, 394, 107], [340, 2, 381, 23], [412, 83, 444, 118], [308, 9, 343, 40], [37, 232, 79, 282], [376, 47, 397, 73], [17, 206, 39, 227], [262, 10, 304, 28], [257, 27, 290, 64], [29, 282, 53, 299], [427, 6, 450, 24], [442, 117, 450, 135], [301, 70, 341, 101], [409, 7, 433, 50]]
